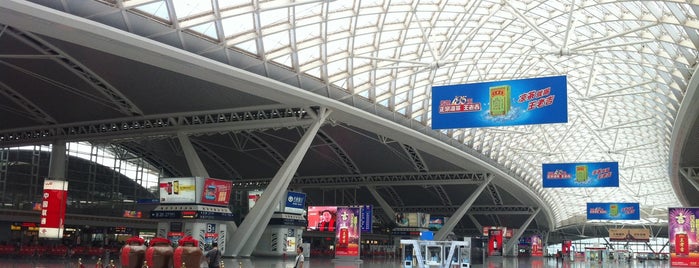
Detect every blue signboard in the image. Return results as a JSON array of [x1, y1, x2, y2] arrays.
[[432, 75, 567, 129], [360, 205, 372, 233], [285, 191, 306, 209], [587, 203, 640, 220], [542, 162, 619, 188]]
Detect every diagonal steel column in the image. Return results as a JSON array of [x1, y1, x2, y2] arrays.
[[367, 185, 396, 224], [504, 208, 541, 256], [177, 132, 209, 178], [48, 140, 66, 179], [680, 168, 699, 193], [228, 108, 330, 257], [467, 214, 483, 234], [435, 175, 493, 240]]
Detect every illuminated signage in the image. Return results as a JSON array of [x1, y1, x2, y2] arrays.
[[39, 180, 68, 239]]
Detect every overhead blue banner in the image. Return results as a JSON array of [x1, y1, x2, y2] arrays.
[[431, 75, 567, 129], [542, 162, 619, 188], [285, 191, 306, 209], [587, 203, 640, 220], [360, 205, 372, 233]]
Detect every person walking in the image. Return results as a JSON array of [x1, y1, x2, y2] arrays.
[[206, 243, 221, 268], [294, 246, 304, 268]]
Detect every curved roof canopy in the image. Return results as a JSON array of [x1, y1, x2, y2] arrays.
[[3, 0, 699, 230]]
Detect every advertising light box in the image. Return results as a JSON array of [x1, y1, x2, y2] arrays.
[[159, 177, 196, 204], [395, 212, 430, 228], [39, 180, 68, 239], [335, 207, 360, 257], [543, 162, 619, 188], [200, 178, 232, 206], [586, 203, 640, 220], [307, 206, 337, 232], [669, 208, 699, 266], [285, 191, 306, 215], [432, 75, 567, 129]]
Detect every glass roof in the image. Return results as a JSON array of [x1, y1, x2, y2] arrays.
[[117, 0, 696, 227]]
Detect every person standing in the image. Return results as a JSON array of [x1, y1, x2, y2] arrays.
[[294, 246, 304, 268], [206, 243, 221, 268]]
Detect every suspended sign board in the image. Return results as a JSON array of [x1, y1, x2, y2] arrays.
[[432, 75, 567, 129]]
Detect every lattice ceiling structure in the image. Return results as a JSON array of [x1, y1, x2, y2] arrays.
[[12, 0, 699, 228]]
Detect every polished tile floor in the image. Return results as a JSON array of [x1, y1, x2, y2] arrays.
[[0, 256, 671, 268]]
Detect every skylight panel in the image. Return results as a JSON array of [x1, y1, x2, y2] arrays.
[[172, 0, 212, 20], [221, 14, 254, 38], [133, 1, 170, 21], [189, 22, 218, 40], [261, 30, 291, 54]]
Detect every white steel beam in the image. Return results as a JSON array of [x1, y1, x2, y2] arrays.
[[435, 175, 493, 240], [177, 132, 209, 178], [504, 208, 541, 256], [367, 185, 396, 223], [227, 108, 329, 257]]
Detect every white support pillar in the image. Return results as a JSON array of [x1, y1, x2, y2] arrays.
[[228, 108, 330, 257], [48, 140, 66, 179], [177, 132, 209, 178], [504, 208, 541, 256], [435, 175, 493, 240], [467, 214, 484, 234], [367, 185, 396, 223]]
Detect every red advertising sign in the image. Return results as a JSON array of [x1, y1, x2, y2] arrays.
[[200, 178, 232, 206], [669, 208, 699, 266], [334, 207, 360, 257], [562, 240, 572, 255], [488, 229, 503, 256], [39, 180, 68, 239]]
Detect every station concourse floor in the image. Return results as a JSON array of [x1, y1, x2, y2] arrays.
[[0, 256, 671, 268]]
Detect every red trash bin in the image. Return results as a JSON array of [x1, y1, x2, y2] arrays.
[[173, 236, 203, 268], [120, 236, 146, 268], [145, 237, 174, 268]]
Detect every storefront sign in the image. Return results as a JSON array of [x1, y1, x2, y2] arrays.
[[609, 228, 650, 242]]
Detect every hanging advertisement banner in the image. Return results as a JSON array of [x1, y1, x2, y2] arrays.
[[200, 178, 232, 206], [360, 205, 373, 233], [335, 207, 360, 257], [39, 180, 68, 239], [158, 177, 196, 203], [587, 203, 640, 220], [669, 208, 699, 266], [432, 75, 567, 129], [542, 162, 618, 188], [608, 228, 650, 242]]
